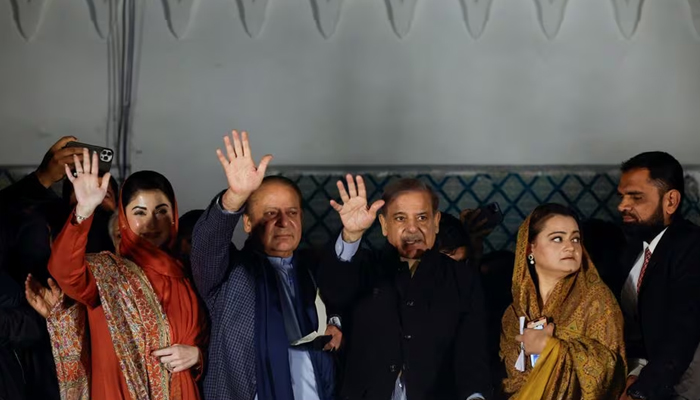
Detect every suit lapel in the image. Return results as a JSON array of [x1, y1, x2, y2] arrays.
[[638, 259, 658, 295], [638, 223, 677, 294]]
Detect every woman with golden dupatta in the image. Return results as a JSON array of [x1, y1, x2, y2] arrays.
[[500, 203, 626, 399], [45, 149, 206, 400]]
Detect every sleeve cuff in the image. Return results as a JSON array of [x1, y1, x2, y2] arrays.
[[70, 209, 94, 230], [466, 394, 485, 400], [628, 358, 647, 377], [335, 233, 361, 261], [216, 194, 246, 215], [328, 315, 342, 330]]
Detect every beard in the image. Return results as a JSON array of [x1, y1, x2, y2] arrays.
[[622, 203, 666, 243]]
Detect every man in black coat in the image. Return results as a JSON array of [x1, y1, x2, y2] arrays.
[[0, 210, 59, 400], [319, 176, 490, 400], [613, 152, 700, 400]]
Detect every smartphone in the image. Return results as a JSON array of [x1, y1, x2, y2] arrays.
[[527, 317, 547, 367], [474, 202, 504, 231], [526, 317, 547, 330], [64, 141, 114, 175]]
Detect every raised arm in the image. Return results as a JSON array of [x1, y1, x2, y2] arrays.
[[190, 195, 244, 303], [330, 174, 384, 244], [318, 175, 384, 308], [190, 131, 272, 303], [48, 148, 111, 308], [0, 136, 81, 206]]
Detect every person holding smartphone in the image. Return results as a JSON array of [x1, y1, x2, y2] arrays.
[[0, 137, 117, 400], [0, 137, 118, 283]]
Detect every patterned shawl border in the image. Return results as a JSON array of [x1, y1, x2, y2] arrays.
[[89, 252, 172, 400], [47, 295, 91, 400]]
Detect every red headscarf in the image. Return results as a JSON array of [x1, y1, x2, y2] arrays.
[[117, 175, 184, 278]]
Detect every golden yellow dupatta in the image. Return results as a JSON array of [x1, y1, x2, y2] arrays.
[[500, 213, 627, 400]]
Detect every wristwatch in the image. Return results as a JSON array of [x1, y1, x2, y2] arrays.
[[328, 315, 342, 330]]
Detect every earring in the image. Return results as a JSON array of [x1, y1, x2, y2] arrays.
[[528, 254, 535, 265]]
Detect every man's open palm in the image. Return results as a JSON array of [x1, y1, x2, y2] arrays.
[[331, 175, 384, 237], [216, 131, 272, 208]]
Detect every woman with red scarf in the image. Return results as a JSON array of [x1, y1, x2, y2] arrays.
[[46, 148, 206, 400]]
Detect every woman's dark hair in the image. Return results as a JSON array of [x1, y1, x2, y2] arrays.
[[121, 171, 176, 211], [528, 203, 580, 243]]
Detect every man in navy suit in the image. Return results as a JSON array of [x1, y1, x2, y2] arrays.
[[190, 131, 340, 400]]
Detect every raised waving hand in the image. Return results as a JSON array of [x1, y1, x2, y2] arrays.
[[65, 148, 111, 219], [331, 174, 384, 243], [216, 130, 273, 211]]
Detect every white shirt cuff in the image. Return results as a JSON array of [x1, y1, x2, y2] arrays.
[[628, 358, 648, 377], [335, 233, 361, 262], [216, 194, 246, 215], [466, 394, 485, 400]]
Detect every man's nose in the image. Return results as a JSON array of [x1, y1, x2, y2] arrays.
[[276, 214, 289, 227], [405, 220, 418, 232], [618, 198, 631, 214]]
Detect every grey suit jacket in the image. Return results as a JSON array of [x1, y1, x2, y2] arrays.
[[675, 345, 700, 400]]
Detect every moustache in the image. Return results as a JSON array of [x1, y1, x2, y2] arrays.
[[621, 211, 639, 220], [401, 234, 424, 243]]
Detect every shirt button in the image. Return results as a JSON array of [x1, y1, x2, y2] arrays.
[[389, 364, 398, 372], [406, 301, 414, 307], [404, 334, 412, 340]]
